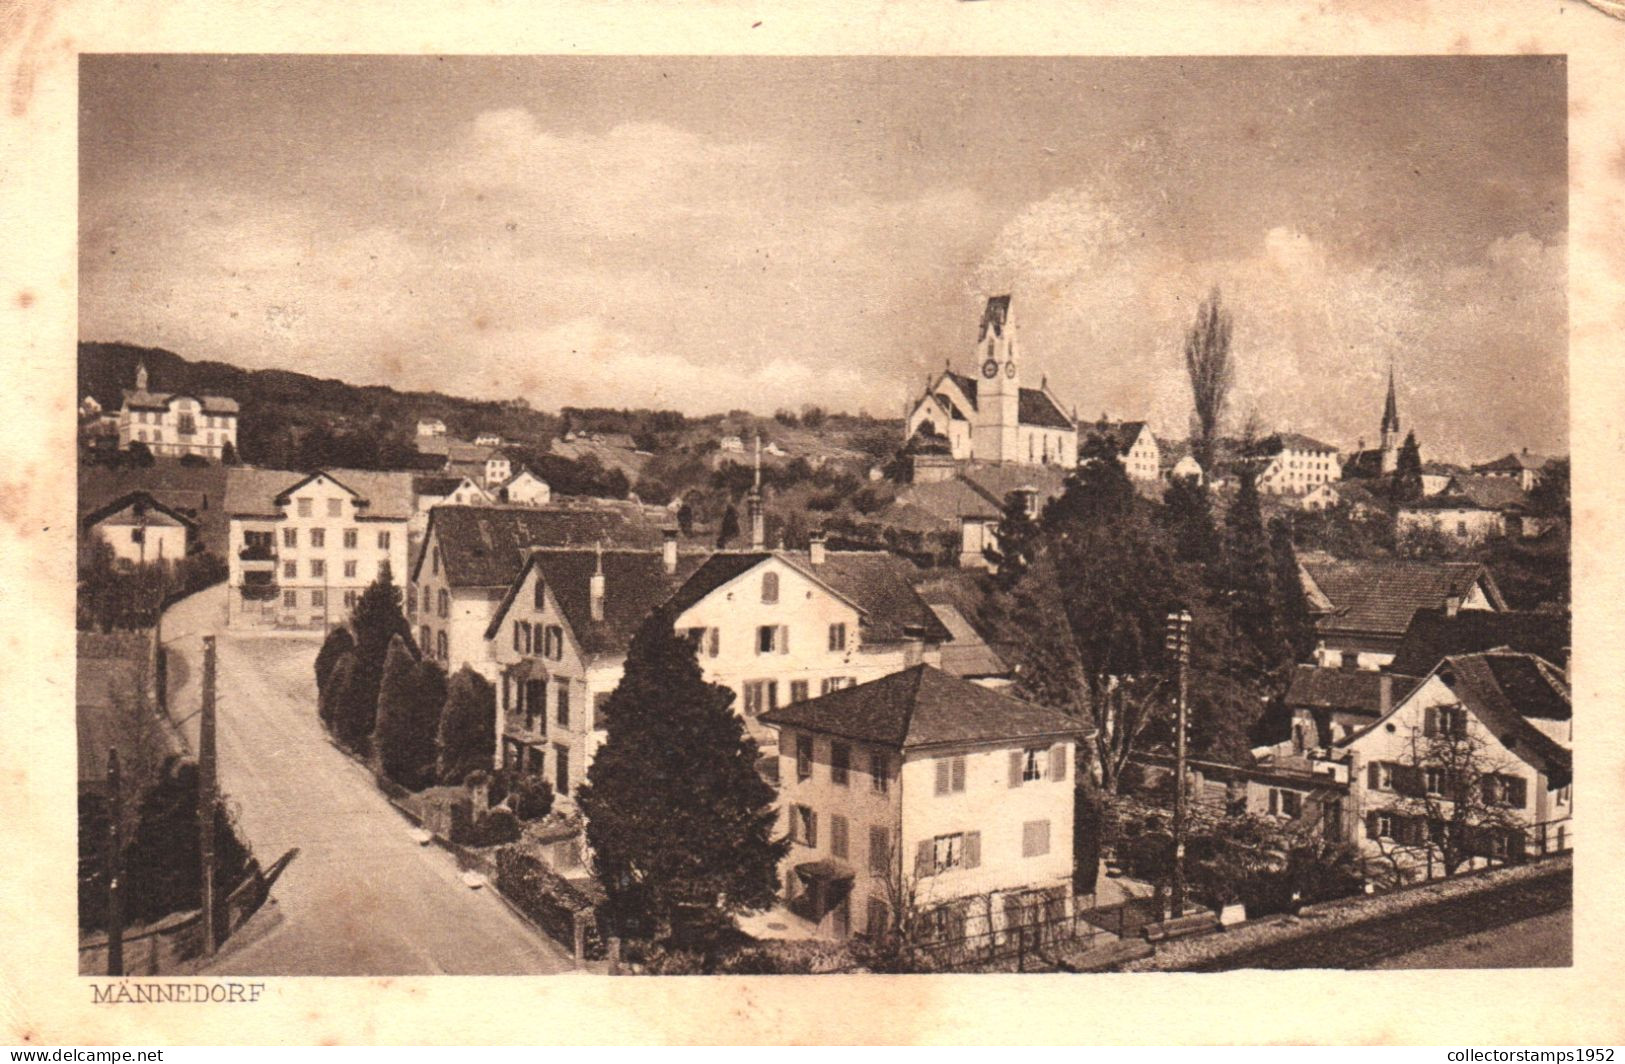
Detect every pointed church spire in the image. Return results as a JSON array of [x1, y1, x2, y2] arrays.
[[1382, 361, 1399, 434]]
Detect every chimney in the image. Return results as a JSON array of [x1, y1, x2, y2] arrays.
[[589, 541, 605, 622], [1378, 673, 1393, 716], [808, 531, 826, 566], [662, 528, 678, 575], [1444, 594, 1462, 617]]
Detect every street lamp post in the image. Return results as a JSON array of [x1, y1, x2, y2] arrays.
[[1165, 608, 1194, 919]]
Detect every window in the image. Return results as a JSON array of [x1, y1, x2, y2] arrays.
[[795, 735, 813, 781], [297, 498, 312, 517], [420, 626, 430, 653], [283, 560, 297, 579], [1269, 789, 1301, 817], [325, 498, 341, 517], [130, 527, 145, 544], [867, 898, 889, 937], [792, 805, 817, 847], [934, 755, 966, 796], [761, 571, 779, 604], [1373, 812, 1395, 840], [556, 684, 570, 728], [546, 625, 565, 660], [422, 586, 431, 613], [831, 742, 850, 786], [377, 531, 391, 550], [522, 623, 534, 654], [830, 815, 849, 859], [283, 528, 298, 548], [310, 528, 326, 549], [757, 624, 788, 655], [436, 631, 448, 660], [555, 744, 570, 797], [1557, 785, 1571, 808], [1022, 819, 1051, 858], [176, 413, 196, 436], [343, 589, 358, 609], [789, 680, 809, 703], [432, 547, 440, 575], [743, 680, 778, 717], [820, 676, 851, 695], [282, 589, 298, 608], [1424, 767, 1444, 795], [1022, 748, 1044, 782], [1340, 651, 1359, 669], [513, 621, 523, 652], [1368, 761, 1394, 791], [1456, 520, 1468, 537], [535, 579, 547, 610], [344, 560, 358, 579], [343, 529, 358, 549], [870, 751, 889, 793], [1434, 705, 1467, 737], [438, 590, 449, 618], [311, 590, 326, 608], [868, 826, 890, 875], [310, 559, 326, 579], [828, 623, 847, 652]]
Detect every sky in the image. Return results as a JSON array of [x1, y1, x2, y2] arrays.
[[79, 55, 1567, 462]]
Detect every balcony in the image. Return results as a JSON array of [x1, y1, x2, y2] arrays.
[[239, 542, 277, 564]]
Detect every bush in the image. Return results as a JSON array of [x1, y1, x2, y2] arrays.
[[179, 453, 210, 467], [509, 774, 555, 821], [494, 847, 604, 959], [472, 806, 521, 846]]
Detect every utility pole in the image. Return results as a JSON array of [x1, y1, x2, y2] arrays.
[[198, 636, 218, 958], [105, 747, 124, 977], [1165, 608, 1193, 919]]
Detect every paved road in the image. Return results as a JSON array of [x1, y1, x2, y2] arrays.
[[1191, 864, 1572, 971], [1369, 906, 1571, 969], [161, 586, 573, 975]]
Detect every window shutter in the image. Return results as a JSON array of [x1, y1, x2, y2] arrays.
[[1009, 750, 1024, 788], [1424, 707, 1438, 737], [916, 839, 934, 876], [1050, 745, 1067, 781], [831, 815, 848, 859], [806, 810, 818, 849], [1365, 811, 1380, 839], [1510, 776, 1527, 809], [780, 625, 790, 655], [1368, 761, 1380, 790], [935, 758, 950, 796], [951, 756, 965, 793], [1269, 788, 1279, 815], [1481, 776, 1497, 805], [964, 831, 981, 869], [708, 628, 719, 657]]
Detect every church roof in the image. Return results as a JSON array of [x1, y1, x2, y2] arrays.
[[934, 371, 1073, 431], [979, 294, 1012, 339]]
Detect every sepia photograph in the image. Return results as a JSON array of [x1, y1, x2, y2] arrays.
[[69, 52, 1576, 982]]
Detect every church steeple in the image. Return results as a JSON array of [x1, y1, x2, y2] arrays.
[[1379, 361, 1401, 475]]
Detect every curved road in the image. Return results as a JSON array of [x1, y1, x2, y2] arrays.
[[161, 586, 572, 975]]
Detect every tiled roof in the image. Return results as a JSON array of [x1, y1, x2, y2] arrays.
[[81, 490, 199, 532], [1250, 432, 1339, 456], [944, 371, 980, 407], [224, 467, 415, 521], [1438, 652, 1571, 775], [121, 389, 238, 414], [485, 548, 708, 661], [1018, 388, 1074, 429], [1389, 608, 1569, 677], [1084, 420, 1148, 455], [760, 664, 1087, 750], [1474, 452, 1554, 473], [879, 477, 1003, 531], [413, 475, 465, 497], [927, 603, 1011, 678], [1300, 558, 1503, 638], [1284, 665, 1419, 715], [961, 461, 1068, 505], [1409, 474, 1531, 512], [663, 549, 951, 645], [419, 504, 666, 588]]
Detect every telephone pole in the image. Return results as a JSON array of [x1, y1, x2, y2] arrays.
[[1165, 608, 1193, 919], [199, 635, 219, 958], [105, 747, 124, 977]]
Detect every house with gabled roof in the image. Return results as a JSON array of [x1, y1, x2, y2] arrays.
[[117, 361, 239, 459], [904, 296, 1079, 468], [410, 503, 667, 676], [1472, 449, 1556, 493], [1298, 554, 1505, 670], [224, 467, 414, 629], [1083, 418, 1161, 482], [83, 490, 199, 567], [1397, 473, 1540, 545], [760, 665, 1089, 941], [1337, 651, 1572, 874]]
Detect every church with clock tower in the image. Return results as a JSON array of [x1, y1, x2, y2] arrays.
[[905, 295, 1079, 467]]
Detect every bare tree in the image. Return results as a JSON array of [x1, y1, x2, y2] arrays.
[[1365, 709, 1529, 883], [1184, 287, 1235, 475]]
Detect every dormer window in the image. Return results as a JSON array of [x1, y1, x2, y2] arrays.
[[762, 571, 779, 604]]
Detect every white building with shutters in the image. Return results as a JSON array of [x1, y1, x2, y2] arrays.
[[761, 665, 1088, 942]]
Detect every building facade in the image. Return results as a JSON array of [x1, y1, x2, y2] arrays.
[[224, 468, 413, 629], [1299, 556, 1504, 670], [762, 666, 1085, 941], [82, 491, 197, 567], [117, 362, 239, 459], [1249, 433, 1342, 495]]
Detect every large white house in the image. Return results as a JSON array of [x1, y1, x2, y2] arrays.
[[761, 666, 1087, 941], [1247, 433, 1342, 495], [224, 468, 414, 629], [118, 362, 239, 459], [905, 296, 1078, 467]]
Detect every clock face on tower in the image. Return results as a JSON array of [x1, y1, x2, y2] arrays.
[[1005, 361, 1018, 379], [981, 359, 999, 379]]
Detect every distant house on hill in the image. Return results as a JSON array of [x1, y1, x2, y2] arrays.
[[877, 461, 1067, 569], [1396, 474, 1538, 545], [497, 468, 552, 507], [117, 361, 239, 460], [416, 417, 448, 440], [1245, 433, 1341, 495], [1298, 554, 1505, 670], [1472, 449, 1556, 493], [1084, 418, 1161, 482]]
